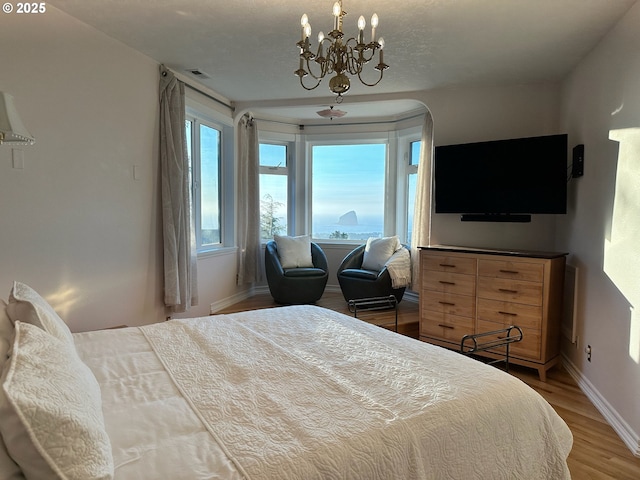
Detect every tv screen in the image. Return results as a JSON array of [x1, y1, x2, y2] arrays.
[[434, 134, 567, 217]]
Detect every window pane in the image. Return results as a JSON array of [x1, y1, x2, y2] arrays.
[[260, 175, 288, 239], [407, 173, 417, 242], [410, 140, 421, 165], [312, 144, 386, 240], [260, 144, 287, 167], [259, 143, 288, 240], [200, 124, 221, 246]]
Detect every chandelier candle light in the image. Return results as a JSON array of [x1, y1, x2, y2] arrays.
[[295, 0, 388, 102]]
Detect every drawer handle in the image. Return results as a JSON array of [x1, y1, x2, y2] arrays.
[[499, 269, 519, 274], [498, 311, 518, 317], [439, 263, 456, 268], [439, 301, 455, 306], [439, 281, 456, 286], [438, 324, 455, 330], [499, 288, 518, 294]]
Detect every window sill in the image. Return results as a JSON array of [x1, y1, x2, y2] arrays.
[[197, 246, 237, 260]]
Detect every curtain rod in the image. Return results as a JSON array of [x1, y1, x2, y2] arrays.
[[162, 65, 234, 111], [255, 110, 426, 128], [184, 83, 234, 111]]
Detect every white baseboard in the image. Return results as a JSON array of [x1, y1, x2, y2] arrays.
[[209, 289, 256, 314], [562, 354, 640, 457]]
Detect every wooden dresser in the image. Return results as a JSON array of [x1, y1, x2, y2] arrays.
[[419, 246, 566, 381]]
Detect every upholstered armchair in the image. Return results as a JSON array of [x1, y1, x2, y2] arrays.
[[265, 239, 329, 305], [337, 239, 410, 304]]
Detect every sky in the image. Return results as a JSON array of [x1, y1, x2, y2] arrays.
[[260, 143, 386, 236]]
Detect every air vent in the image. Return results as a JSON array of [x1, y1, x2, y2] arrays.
[[185, 68, 210, 79]]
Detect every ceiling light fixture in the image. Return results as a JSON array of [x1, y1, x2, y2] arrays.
[[316, 105, 347, 120], [295, 1, 388, 102]]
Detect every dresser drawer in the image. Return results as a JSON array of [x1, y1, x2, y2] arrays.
[[422, 271, 476, 296], [477, 277, 542, 306], [421, 311, 474, 342], [422, 291, 476, 318], [478, 259, 543, 282], [477, 319, 541, 361], [477, 298, 542, 330], [422, 254, 477, 275]]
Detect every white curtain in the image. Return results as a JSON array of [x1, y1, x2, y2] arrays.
[[410, 112, 434, 289], [236, 114, 262, 285], [159, 67, 198, 312]]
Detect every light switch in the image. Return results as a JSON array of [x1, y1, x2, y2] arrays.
[[133, 164, 141, 180], [12, 149, 24, 169]]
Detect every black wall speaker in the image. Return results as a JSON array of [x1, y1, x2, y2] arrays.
[[572, 144, 584, 178]]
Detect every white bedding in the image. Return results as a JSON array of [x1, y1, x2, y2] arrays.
[[73, 305, 572, 480]]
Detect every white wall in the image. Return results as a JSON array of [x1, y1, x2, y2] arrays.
[[0, 7, 252, 330], [421, 83, 563, 251], [0, 8, 163, 331], [558, 1, 640, 453]]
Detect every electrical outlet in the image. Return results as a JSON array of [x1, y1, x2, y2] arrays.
[[585, 344, 592, 362]]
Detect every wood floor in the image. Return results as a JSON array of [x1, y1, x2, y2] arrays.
[[218, 291, 640, 480]]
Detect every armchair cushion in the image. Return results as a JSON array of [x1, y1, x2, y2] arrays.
[[274, 235, 313, 269], [362, 236, 402, 271], [339, 269, 379, 281], [284, 268, 326, 278]]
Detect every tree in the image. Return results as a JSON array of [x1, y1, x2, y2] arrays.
[[260, 194, 285, 238], [329, 230, 349, 239]]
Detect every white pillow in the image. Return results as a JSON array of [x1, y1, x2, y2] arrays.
[[0, 322, 113, 480], [6, 282, 74, 346], [274, 235, 314, 269], [362, 235, 402, 271], [0, 302, 23, 480]]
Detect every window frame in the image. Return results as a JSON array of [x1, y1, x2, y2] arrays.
[[258, 131, 297, 240], [255, 114, 426, 247], [185, 100, 233, 255], [404, 135, 423, 245], [306, 134, 390, 244], [259, 140, 291, 240]]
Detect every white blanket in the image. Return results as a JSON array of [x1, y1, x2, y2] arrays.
[[385, 246, 412, 288], [75, 306, 572, 480]]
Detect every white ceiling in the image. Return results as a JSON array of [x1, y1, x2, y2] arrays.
[[48, 0, 636, 122]]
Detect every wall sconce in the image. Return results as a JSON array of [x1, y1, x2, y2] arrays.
[[0, 92, 35, 145]]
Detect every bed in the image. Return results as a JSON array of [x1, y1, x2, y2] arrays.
[[0, 282, 573, 479]]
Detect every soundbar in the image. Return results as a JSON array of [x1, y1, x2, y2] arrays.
[[460, 214, 532, 223]]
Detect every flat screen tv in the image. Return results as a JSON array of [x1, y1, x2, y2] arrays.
[[434, 134, 567, 222]]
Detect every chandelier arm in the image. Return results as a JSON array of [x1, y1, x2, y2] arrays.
[[298, 75, 323, 91], [356, 69, 385, 87], [345, 50, 363, 76], [342, 39, 378, 76], [304, 59, 323, 81], [304, 49, 334, 81]]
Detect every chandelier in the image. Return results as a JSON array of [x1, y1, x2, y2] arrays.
[[295, 1, 388, 102]]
